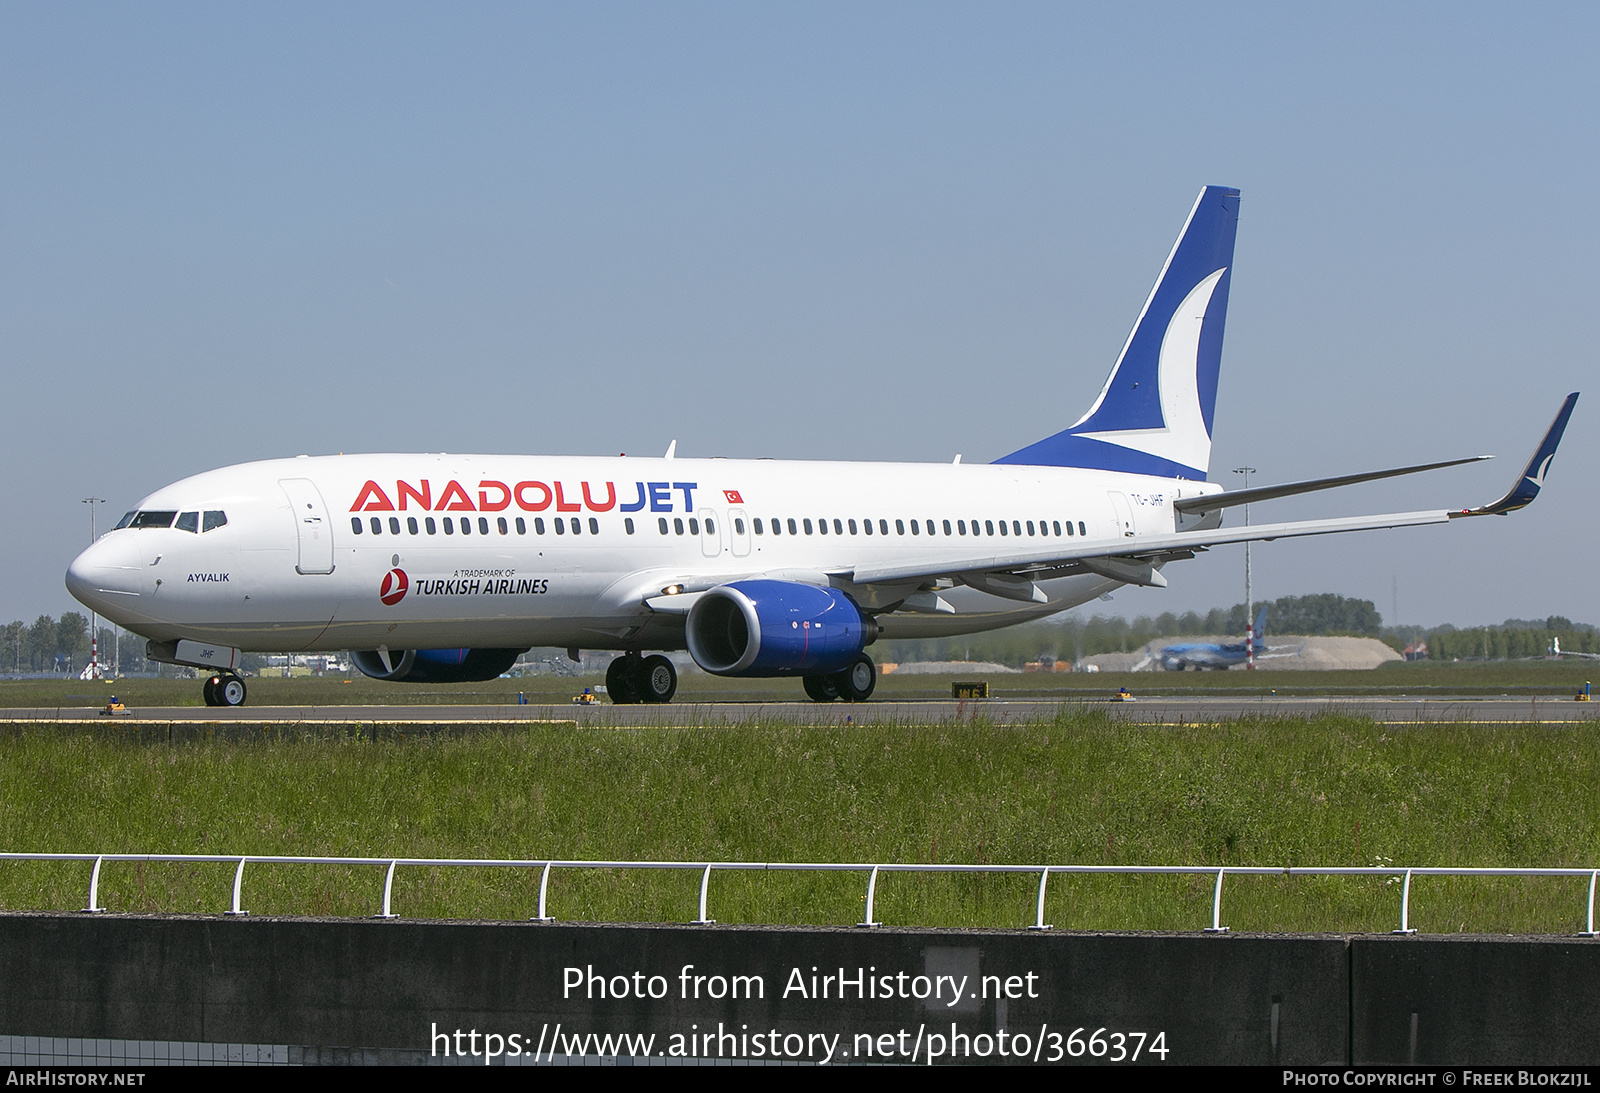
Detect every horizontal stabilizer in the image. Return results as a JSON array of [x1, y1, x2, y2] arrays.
[[1173, 455, 1491, 515]]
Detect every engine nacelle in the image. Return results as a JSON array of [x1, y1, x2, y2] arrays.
[[686, 580, 875, 677], [350, 647, 525, 683]]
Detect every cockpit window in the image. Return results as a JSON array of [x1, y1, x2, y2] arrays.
[[175, 511, 199, 533], [129, 511, 177, 529], [202, 510, 228, 532], [114, 511, 136, 530]]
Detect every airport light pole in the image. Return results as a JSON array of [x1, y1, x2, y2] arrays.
[[1232, 467, 1255, 669], [82, 498, 104, 680]]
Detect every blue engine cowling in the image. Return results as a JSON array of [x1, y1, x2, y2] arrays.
[[686, 580, 876, 676], [350, 647, 525, 683]]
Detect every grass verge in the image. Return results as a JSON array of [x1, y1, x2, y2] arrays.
[[0, 710, 1595, 933]]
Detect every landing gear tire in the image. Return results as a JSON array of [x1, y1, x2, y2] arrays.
[[637, 655, 677, 703], [831, 654, 876, 702], [218, 674, 247, 706], [803, 673, 839, 702], [206, 674, 247, 707], [607, 655, 642, 704]]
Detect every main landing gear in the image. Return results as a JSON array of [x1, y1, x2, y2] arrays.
[[202, 673, 248, 707], [802, 653, 877, 703], [606, 653, 678, 704]]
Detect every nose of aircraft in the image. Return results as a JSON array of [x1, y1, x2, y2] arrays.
[[65, 535, 144, 622]]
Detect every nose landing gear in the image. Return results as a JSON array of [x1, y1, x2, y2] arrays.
[[203, 673, 248, 707]]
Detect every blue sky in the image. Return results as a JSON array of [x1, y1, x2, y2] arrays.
[[3, 3, 1595, 628]]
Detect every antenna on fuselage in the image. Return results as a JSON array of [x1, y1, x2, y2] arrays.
[[664, 439, 677, 459]]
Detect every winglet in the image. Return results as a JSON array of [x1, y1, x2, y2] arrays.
[[1454, 393, 1579, 517]]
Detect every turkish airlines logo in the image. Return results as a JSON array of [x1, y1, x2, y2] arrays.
[[379, 568, 409, 606]]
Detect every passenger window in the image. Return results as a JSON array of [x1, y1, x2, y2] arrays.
[[131, 511, 177, 529], [674, 518, 684, 535], [1027, 520, 1035, 536], [943, 520, 952, 536], [689, 518, 700, 535], [895, 519, 905, 535], [625, 518, 635, 535], [408, 517, 419, 535], [1079, 521, 1087, 536], [926, 520, 935, 535], [570, 517, 581, 535], [879, 519, 889, 535], [816, 518, 826, 535], [706, 518, 715, 534], [753, 518, 764, 534], [770, 518, 781, 536], [848, 519, 857, 534], [389, 517, 401, 535], [958, 520, 966, 536], [999, 521, 1008, 536], [833, 519, 843, 535], [427, 517, 437, 535], [371, 517, 382, 535], [1065, 520, 1073, 537], [909, 520, 918, 535], [461, 518, 472, 536], [788, 518, 798, 535], [1053, 520, 1061, 536], [203, 510, 227, 532], [734, 518, 744, 534], [516, 517, 526, 534], [175, 512, 199, 533], [659, 517, 669, 534], [985, 520, 994, 536], [588, 517, 599, 534], [444, 517, 454, 535], [351, 517, 363, 534], [803, 518, 813, 535], [1013, 520, 1022, 536], [497, 517, 508, 535], [479, 517, 490, 535], [555, 519, 566, 535], [535, 518, 545, 534], [863, 519, 873, 536]]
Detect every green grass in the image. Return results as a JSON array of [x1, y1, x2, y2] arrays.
[[0, 711, 1595, 934]]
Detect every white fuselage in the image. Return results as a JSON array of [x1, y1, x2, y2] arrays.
[[65, 453, 1221, 655]]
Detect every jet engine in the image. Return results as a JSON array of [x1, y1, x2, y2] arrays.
[[685, 580, 876, 676], [350, 647, 526, 683]]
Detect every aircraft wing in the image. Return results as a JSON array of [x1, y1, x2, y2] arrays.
[[843, 508, 1451, 591], [844, 393, 1577, 596]]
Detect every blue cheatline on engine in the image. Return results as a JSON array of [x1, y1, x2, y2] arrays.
[[351, 647, 525, 683], [686, 580, 874, 677]]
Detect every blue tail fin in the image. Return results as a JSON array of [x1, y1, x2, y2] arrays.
[[996, 185, 1241, 479]]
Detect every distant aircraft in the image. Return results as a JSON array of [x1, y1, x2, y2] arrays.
[[1154, 607, 1270, 671], [1549, 637, 1600, 660], [64, 186, 1578, 707]]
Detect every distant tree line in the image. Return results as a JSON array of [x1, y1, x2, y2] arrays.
[[880, 594, 1595, 667], [0, 614, 135, 675]]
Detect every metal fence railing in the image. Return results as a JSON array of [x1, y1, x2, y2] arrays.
[[1, 853, 1595, 936]]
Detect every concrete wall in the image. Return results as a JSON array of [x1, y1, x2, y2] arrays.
[[0, 913, 1593, 1064]]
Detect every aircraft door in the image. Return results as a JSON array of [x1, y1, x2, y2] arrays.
[[1108, 491, 1136, 537], [279, 478, 336, 574], [698, 508, 722, 557], [728, 507, 750, 557]]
